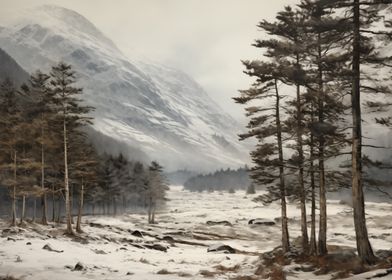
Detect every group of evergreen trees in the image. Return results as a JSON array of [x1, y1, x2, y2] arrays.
[[183, 167, 250, 192], [235, 0, 392, 263], [0, 62, 168, 234]]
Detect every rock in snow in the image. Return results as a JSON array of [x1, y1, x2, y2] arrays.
[[42, 243, 63, 253], [73, 262, 85, 271], [248, 219, 275, 226], [207, 243, 236, 254], [131, 230, 144, 238], [206, 220, 232, 226]]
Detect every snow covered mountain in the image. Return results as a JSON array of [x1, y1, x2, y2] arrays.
[[0, 5, 249, 171]]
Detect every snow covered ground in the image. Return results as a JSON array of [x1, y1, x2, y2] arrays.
[[0, 186, 392, 279]]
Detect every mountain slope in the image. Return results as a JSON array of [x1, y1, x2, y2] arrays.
[[0, 5, 248, 171], [0, 48, 29, 85]]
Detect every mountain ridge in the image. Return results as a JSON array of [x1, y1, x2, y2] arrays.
[[0, 5, 249, 171]]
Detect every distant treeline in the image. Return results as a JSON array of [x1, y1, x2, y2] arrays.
[[183, 167, 250, 192]]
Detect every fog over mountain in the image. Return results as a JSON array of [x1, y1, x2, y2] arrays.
[[0, 5, 250, 171]]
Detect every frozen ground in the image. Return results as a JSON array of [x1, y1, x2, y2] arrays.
[[0, 186, 392, 279]]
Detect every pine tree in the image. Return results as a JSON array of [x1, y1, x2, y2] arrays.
[[22, 70, 58, 225], [69, 138, 98, 233], [50, 62, 93, 235], [146, 161, 168, 224], [297, 0, 351, 255], [325, 0, 392, 263], [0, 79, 24, 226], [234, 62, 291, 253], [251, 6, 311, 253]]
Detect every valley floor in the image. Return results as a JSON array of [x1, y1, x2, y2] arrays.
[[1, 186, 392, 279]]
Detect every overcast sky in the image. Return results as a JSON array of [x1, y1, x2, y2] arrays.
[[0, 0, 298, 122]]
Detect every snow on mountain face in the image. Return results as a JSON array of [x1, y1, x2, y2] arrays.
[[0, 5, 248, 171]]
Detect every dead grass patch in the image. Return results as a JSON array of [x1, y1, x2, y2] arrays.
[[214, 264, 241, 273]]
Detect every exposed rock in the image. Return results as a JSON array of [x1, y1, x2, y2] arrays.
[[206, 221, 232, 226], [42, 243, 63, 253], [73, 262, 85, 271], [131, 230, 144, 238], [7, 237, 16, 242], [145, 244, 168, 252], [162, 236, 175, 242], [207, 243, 236, 254], [248, 219, 275, 226], [93, 249, 107, 254]]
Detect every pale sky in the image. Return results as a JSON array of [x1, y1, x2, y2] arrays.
[[0, 0, 298, 122]]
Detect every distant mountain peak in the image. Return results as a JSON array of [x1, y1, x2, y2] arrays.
[[0, 6, 249, 171], [13, 5, 118, 51]]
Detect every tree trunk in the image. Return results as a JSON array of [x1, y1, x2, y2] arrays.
[[310, 123, 317, 255], [151, 203, 156, 224], [76, 179, 84, 233], [295, 59, 309, 253], [113, 197, 117, 216], [70, 185, 74, 224], [52, 185, 55, 222], [275, 79, 290, 253], [63, 116, 73, 235], [57, 195, 61, 223], [351, 0, 375, 264], [33, 198, 37, 223], [317, 32, 328, 256], [20, 195, 26, 225], [11, 150, 17, 227], [41, 118, 48, 225], [122, 196, 126, 214]]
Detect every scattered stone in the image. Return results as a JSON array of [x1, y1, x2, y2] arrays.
[[126, 272, 134, 275], [145, 244, 168, 252], [162, 236, 175, 242], [15, 256, 22, 262], [131, 230, 143, 238], [119, 247, 128, 251], [248, 218, 275, 226], [73, 262, 85, 271], [42, 243, 63, 253], [206, 221, 232, 226], [93, 249, 107, 254], [2, 228, 22, 236], [64, 265, 73, 270], [26, 242, 32, 245], [157, 269, 174, 275], [207, 243, 236, 254]]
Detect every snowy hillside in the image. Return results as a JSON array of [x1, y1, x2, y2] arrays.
[[0, 5, 248, 171]]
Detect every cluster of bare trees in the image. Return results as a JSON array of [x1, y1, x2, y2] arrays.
[[235, 0, 392, 263], [0, 62, 168, 234]]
